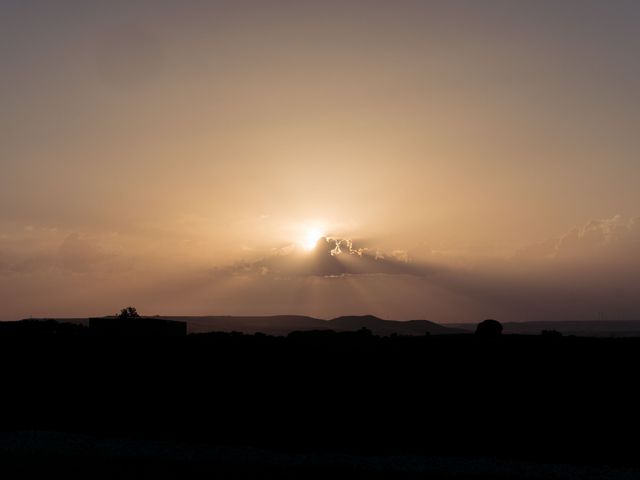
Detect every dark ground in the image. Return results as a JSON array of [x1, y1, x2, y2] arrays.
[[1, 323, 640, 478]]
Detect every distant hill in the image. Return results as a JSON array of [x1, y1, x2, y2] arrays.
[[328, 315, 464, 335], [25, 314, 464, 336], [164, 315, 328, 335], [166, 314, 464, 336]]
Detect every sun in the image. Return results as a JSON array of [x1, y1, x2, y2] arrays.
[[301, 227, 324, 251]]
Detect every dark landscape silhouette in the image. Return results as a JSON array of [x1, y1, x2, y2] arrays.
[[2, 311, 640, 478], [18, 313, 640, 337]]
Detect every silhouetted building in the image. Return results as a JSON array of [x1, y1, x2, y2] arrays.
[[89, 317, 187, 336]]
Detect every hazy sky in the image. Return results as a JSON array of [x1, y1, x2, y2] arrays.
[[2, 1, 640, 321]]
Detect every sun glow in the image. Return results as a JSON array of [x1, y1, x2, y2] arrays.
[[301, 227, 324, 251]]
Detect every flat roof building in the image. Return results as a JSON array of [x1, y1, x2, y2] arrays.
[[89, 317, 187, 336]]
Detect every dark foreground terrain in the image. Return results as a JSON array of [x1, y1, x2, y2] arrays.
[[30, 314, 467, 335], [2, 322, 640, 478]]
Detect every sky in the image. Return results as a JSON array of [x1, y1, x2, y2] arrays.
[[1, 0, 640, 322]]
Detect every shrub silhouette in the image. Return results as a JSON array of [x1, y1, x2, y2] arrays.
[[541, 329, 563, 338], [475, 319, 503, 336], [117, 306, 140, 319]]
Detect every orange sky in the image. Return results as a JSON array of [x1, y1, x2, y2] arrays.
[[2, 1, 640, 321]]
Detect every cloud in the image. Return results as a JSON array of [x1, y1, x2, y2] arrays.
[[56, 233, 137, 273], [514, 215, 640, 263], [0, 228, 134, 276], [430, 216, 640, 321], [226, 236, 440, 278], [3, 217, 640, 323]]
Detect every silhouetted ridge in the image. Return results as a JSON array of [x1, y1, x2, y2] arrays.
[[169, 315, 329, 334], [10, 315, 464, 336], [135, 314, 463, 335], [330, 314, 382, 324], [329, 315, 464, 335]]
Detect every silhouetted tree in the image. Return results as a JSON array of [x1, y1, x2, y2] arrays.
[[475, 319, 503, 336], [118, 306, 140, 319], [541, 329, 563, 338]]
